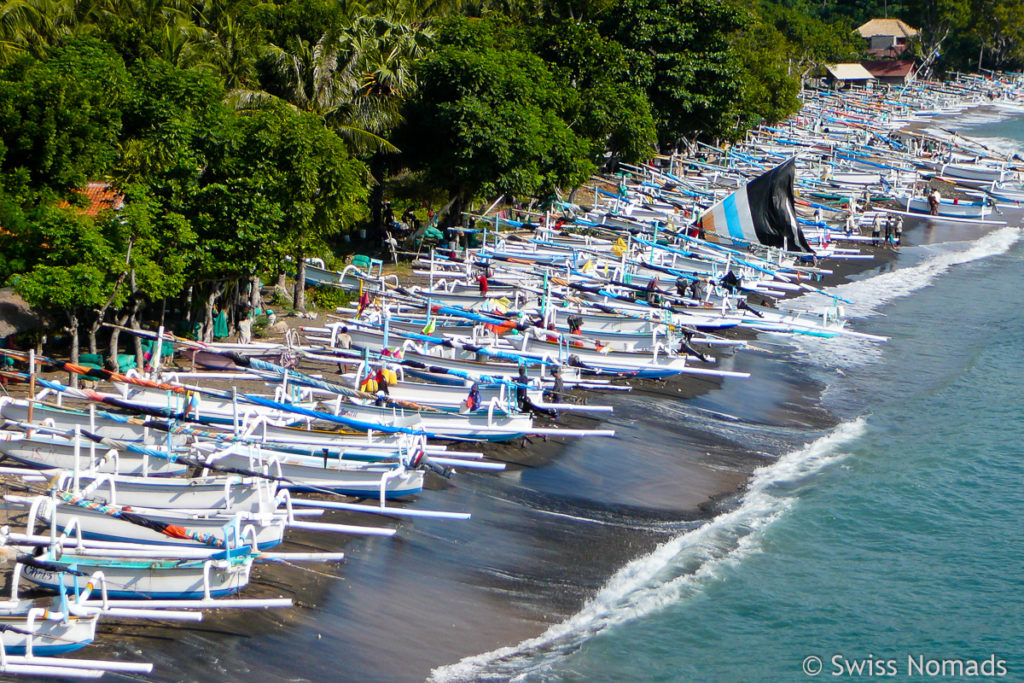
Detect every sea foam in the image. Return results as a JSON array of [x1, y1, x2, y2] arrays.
[[429, 419, 867, 682], [786, 226, 1020, 369]]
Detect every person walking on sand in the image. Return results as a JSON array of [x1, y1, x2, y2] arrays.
[[928, 189, 941, 216], [335, 325, 352, 350], [545, 367, 564, 405], [872, 214, 882, 247], [895, 216, 904, 247]]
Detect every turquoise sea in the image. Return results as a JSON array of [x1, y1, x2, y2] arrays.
[[432, 114, 1024, 681]]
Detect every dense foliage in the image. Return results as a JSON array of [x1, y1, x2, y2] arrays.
[[0, 0, 1009, 354], [780, 0, 1024, 72]]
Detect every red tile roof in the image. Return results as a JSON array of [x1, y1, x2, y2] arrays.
[[58, 182, 125, 216], [862, 60, 915, 78]]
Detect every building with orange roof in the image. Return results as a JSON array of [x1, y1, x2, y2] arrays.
[[57, 182, 125, 216], [862, 60, 916, 86]]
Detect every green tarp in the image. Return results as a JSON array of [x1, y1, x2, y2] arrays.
[[213, 311, 229, 339]]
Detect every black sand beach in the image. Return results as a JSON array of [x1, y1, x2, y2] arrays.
[[2, 245, 902, 682]]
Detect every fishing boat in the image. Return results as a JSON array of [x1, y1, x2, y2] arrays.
[[53, 471, 269, 513], [939, 161, 1004, 185], [903, 195, 992, 218], [0, 600, 99, 656], [20, 493, 288, 550], [986, 180, 1024, 203], [22, 550, 255, 600], [0, 430, 188, 477], [199, 441, 427, 497]]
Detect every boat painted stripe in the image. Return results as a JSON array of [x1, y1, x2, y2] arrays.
[[280, 484, 423, 497], [722, 192, 746, 242], [2, 640, 93, 656], [66, 529, 283, 550], [32, 580, 242, 600]]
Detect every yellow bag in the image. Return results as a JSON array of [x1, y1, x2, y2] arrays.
[[360, 378, 378, 393], [611, 238, 627, 258]]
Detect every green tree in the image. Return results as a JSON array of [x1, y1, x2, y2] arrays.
[[600, 0, 748, 147], [530, 19, 657, 165], [13, 219, 117, 378], [905, 0, 970, 56], [0, 0, 92, 65], [228, 107, 367, 311], [757, 2, 863, 81], [0, 38, 128, 194], [732, 17, 802, 131], [0, 39, 130, 373], [399, 20, 594, 222], [963, 0, 1024, 70]]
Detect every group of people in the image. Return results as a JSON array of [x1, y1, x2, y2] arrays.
[[642, 274, 719, 306], [383, 200, 432, 237], [459, 364, 564, 420], [870, 213, 903, 248], [674, 274, 708, 303]]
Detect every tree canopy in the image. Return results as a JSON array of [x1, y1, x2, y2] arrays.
[[0, 0, 1013, 354]]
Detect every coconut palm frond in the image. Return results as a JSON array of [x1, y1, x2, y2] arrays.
[[225, 87, 282, 112]]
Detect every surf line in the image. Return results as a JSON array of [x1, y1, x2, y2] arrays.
[[822, 226, 1021, 320], [430, 418, 868, 683]]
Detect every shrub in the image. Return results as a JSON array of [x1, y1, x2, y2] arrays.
[[308, 286, 352, 311]]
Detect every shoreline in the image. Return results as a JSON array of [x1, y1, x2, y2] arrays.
[[50, 245, 902, 683], [1, 87, 1003, 681], [0, 240, 902, 682]]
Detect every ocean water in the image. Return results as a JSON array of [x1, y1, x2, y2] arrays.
[[433, 115, 1024, 681]]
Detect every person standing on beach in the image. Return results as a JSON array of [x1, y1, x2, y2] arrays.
[[546, 367, 564, 405], [895, 216, 904, 247], [515, 365, 554, 418], [238, 306, 254, 344], [872, 214, 882, 247], [928, 189, 941, 215], [884, 215, 893, 247], [516, 365, 530, 412], [335, 326, 352, 350]]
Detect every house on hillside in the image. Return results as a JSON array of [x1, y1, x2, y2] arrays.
[[825, 63, 876, 89], [862, 60, 916, 86], [857, 18, 919, 58]]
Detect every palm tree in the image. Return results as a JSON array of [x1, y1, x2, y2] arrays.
[[0, 0, 85, 64], [183, 13, 261, 87], [341, 10, 433, 232]]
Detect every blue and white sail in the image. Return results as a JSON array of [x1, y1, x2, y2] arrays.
[[699, 159, 813, 253]]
